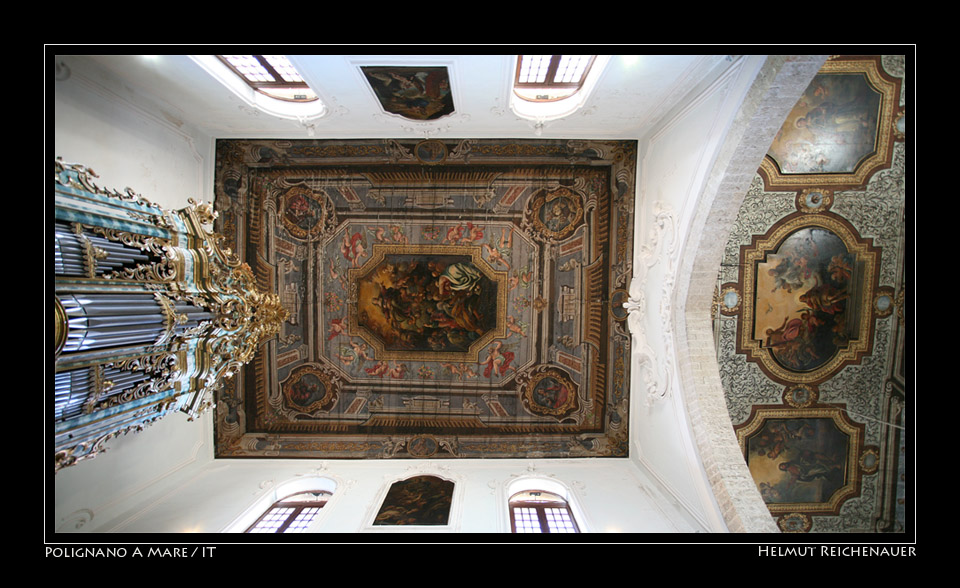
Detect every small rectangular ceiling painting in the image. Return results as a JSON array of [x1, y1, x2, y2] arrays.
[[361, 66, 454, 121]]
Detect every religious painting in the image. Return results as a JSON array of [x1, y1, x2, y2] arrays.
[[520, 367, 579, 420], [760, 57, 900, 189], [281, 364, 338, 414], [373, 475, 454, 526], [355, 252, 499, 354], [211, 138, 636, 460], [737, 407, 863, 515], [738, 212, 879, 384], [768, 73, 881, 174], [279, 185, 332, 240], [754, 226, 861, 373], [361, 66, 454, 121], [524, 186, 584, 241]]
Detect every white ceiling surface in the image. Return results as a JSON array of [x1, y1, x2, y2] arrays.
[[80, 54, 729, 140]]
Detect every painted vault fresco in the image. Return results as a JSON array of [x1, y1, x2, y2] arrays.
[[213, 138, 635, 460], [720, 56, 907, 533], [760, 56, 901, 189]]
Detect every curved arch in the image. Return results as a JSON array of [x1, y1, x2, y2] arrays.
[[671, 55, 827, 533]]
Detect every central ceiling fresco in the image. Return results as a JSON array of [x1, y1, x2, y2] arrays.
[[213, 139, 636, 459]]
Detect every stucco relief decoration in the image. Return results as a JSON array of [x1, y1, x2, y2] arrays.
[[213, 138, 635, 460], [624, 202, 677, 406]]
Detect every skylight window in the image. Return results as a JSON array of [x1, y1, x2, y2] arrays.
[[217, 55, 318, 102], [514, 55, 596, 102]]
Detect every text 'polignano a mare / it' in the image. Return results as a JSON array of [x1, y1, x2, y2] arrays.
[[46, 546, 216, 558]]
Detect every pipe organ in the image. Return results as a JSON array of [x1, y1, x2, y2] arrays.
[[53, 160, 287, 472]]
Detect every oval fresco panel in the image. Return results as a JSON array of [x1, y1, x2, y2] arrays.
[[754, 226, 860, 373]]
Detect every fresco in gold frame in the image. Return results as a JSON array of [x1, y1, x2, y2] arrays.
[[736, 406, 864, 516], [759, 57, 900, 190], [738, 212, 879, 384]]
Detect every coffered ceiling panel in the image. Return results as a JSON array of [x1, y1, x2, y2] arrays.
[[213, 138, 636, 459]]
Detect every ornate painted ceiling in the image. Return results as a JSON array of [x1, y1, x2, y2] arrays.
[[716, 55, 908, 533], [213, 138, 636, 460]]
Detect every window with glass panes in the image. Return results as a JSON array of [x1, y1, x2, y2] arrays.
[[245, 491, 331, 533], [509, 490, 580, 533], [216, 55, 318, 102], [514, 55, 596, 102]]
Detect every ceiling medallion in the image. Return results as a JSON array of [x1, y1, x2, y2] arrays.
[[796, 188, 833, 214], [279, 185, 335, 241], [777, 513, 812, 533], [519, 367, 580, 420], [414, 140, 448, 165], [281, 364, 339, 414], [523, 186, 585, 242]]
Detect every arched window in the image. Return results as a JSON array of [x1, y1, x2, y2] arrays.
[[514, 55, 596, 103], [216, 55, 318, 103], [189, 55, 326, 122], [509, 55, 610, 125], [245, 490, 331, 533], [509, 489, 580, 533]]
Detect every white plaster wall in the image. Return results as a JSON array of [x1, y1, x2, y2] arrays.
[[52, 55, 216, 533], [80, 458, 702, 534], [52, 56, 212, 211], [629, 56, 771, 531]]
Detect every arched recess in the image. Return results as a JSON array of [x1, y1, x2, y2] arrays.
[[222, 475, 339, 533], [671, 55, 828, 533]]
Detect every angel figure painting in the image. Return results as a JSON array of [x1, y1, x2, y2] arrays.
[[754, 226, 862, 373], [356, 255, 498, 353], [361, 66, 454, 121]]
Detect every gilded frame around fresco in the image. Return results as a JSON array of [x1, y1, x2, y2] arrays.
[[736, 406, 865, 517], [212, 138, 637, 460], [759, 56, 901, 190], [737, 212, 880, 384]]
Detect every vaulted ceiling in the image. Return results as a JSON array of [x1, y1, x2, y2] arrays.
[[54, 53, 910, 533], [74, 55, 731, 140]]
